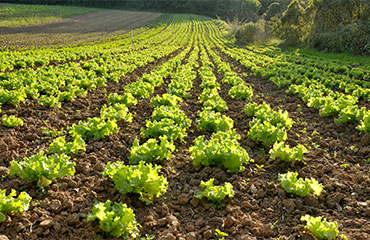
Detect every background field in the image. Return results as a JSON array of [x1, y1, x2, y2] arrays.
[[0, 4, 103, 28], [0, 5, 161, 48]]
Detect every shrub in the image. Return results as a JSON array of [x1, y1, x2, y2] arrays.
[[309, 22, 370, 55], [235, 22, 258, 45]]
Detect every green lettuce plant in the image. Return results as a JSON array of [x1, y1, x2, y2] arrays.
[[107, 92, 137, 107], [190, 130, 249, 173], [229, 83, 253, 101], [278, 171, 322, 197], [69, 117, 119, 141], [270, 142, 308, 165], [9, 151, 75, 188], [102, 161, 168, 204], [87, 200, 140, 239], [129, 136, 175, 164], [195, 178, 234, 204], [301, 215, 339, 240], [0, 189, 32, 223], [48, 136, 86, 155], [196, 109, 234, 132], [2, 114, 23, 128], [150, 93, 182, 107]]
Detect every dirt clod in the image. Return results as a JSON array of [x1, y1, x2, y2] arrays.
[[39, 219, 53, 228]]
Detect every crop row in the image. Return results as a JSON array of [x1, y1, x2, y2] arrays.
[[0, 15, 195, 117], [209, 23, 370, 134], [251, 46, 370, 80], [0, 15, 201, 238], [204, 21, 339, 239], [0, 15, 346, 239]]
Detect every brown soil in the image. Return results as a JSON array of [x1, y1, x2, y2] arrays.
[[0, 39, 369, 240], [0, 10, 161, 48]]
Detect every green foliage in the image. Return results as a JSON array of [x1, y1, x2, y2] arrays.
[[102, 161, 168, 204], [335, 106, 367, 125], [87, 200, 140, 238], [150, 93, 182, 107], [222, 73, 243, 86], [129, 137, 175, 164], [190, 130, 249, 173], [38, 95, 61, 108], [41, 127, 65, 138], [100, 104, 133, 122], [244, 102, 259, 117], [356, 113, 370, 133], [215, 228, 229, 238], [245, 102, 292, 147], [69, 117, 119, 141], [199, 88, 228, 112], [264, 2, 281, 20], [301, 215, 339, 240], [141, 118, 188, 141], [0, 89, 26, 106], [273, 0, 306, 45], [228, 83, 253, 101], [309, 6, 369, 55], [269, 142, 308, 165], [107, 93, 137, 107], [235, 22, 259, 45], [245, 102, 293, 129], [196, 109, 234, 132], [2, 114, 23, 128], [151, 105, 191, 128], [195, 178, 234, 204], [318, 95, 358, 117], [248, 119, 287, 147], [0, 189, 32, 223], [9, 151, 75, 188], [203, 98, 228, 112], [269, 0, 369, 54], [124, 81, 154, 98], [199, 88, 219, 103], [278, 171, 323, 198], [48, 136, 86, 155]]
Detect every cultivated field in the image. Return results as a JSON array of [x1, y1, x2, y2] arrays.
[[0, 5, 160, 48], [0, 5, 369, 240]]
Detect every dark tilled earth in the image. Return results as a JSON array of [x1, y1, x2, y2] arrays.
[[0, 10, 161, 48], [0, 45, 369, 240]]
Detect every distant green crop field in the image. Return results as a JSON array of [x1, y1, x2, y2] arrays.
[[0, 4, 104, 28]]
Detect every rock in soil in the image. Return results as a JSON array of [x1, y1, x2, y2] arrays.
[[0, 235, 9, 240], [39, 219, 53, 228]]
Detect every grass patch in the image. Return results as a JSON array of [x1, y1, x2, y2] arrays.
[[285, 47, 370, 67]]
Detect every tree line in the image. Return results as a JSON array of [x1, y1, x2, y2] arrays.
[[2, 0, 288, 21]]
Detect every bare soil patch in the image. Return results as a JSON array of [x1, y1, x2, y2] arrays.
[[0, 3, 11, 8], [0, 10, 161, 48]]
